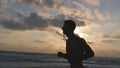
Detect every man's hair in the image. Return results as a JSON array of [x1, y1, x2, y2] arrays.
[[64, 20, 76, 31]]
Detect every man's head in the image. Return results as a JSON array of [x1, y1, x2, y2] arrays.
[[62, 20, 76, 35]]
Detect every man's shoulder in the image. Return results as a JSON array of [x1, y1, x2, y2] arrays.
[[74, 35, 87, 44], [74, 35, 84, 40]]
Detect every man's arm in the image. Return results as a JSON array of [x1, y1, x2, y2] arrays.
[[57, 52, 68, 59], [81, 39, 94, 60]]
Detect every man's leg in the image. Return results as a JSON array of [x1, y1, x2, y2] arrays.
[[70, 63, 84, 68]]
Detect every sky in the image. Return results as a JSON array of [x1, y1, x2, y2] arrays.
[[0, 0, 120, 58]]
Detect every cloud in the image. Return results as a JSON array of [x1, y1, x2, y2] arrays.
[[94, 9, 110, 21], [0, 0, 108, 31], [37, 12, 54, 19], [58, 6, 97, 27], [81, 20, 98, 27], [0, 12, 65, 30], [0, 12, 51, 30], [0, 30, 10, 34], [24, 13, 48, 30], [9, 0, 98, 29], [73, 1, 110, 21], [102, 33, 120, 39], [23, 12, 85, 29], [84, 9, 95, 20], [0, 20, 26, 30], [10, 0, 110, 22], [17, 0, 62, 9], [73, 1, 86, 10], [82, 0, 99, 6], [12, 0, 21, 3], [59, 6, 83, 19], [0, 11, 97, 31], [73, 1, 95, 20], [47, 14, 87, 28], [34, 39, 45, 43], [0, 0, 8, 14], [77, 20, 86, 26], [26, 13, 76, 29], [101, 32, 120, 43], [101, 39, 119, 43], [50, 18, 64, 28]]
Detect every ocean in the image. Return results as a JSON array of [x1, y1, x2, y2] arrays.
[[0, 51, 120, 68]]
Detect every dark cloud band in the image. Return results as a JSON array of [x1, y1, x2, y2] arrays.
[[0, 12, 87, 31]]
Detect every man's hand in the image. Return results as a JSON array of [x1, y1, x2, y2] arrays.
[[57, 52, 64, 57]]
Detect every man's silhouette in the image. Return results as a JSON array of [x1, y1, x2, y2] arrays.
[[57, 20, 94, 68]]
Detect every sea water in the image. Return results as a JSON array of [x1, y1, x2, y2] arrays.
[[0, 51, 120, 68]]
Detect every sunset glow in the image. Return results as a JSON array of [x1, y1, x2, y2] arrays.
[[74, 27, 85, 38], [0, 0, 120, 58]]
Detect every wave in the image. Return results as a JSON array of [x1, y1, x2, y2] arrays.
[[0, 51, 120, 68]]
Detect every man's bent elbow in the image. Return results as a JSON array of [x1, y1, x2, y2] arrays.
[[92, 53, 94, 57], [83, 51, 94, 60], [90, 51, 94, 57], [87, 51, 94, 58]]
